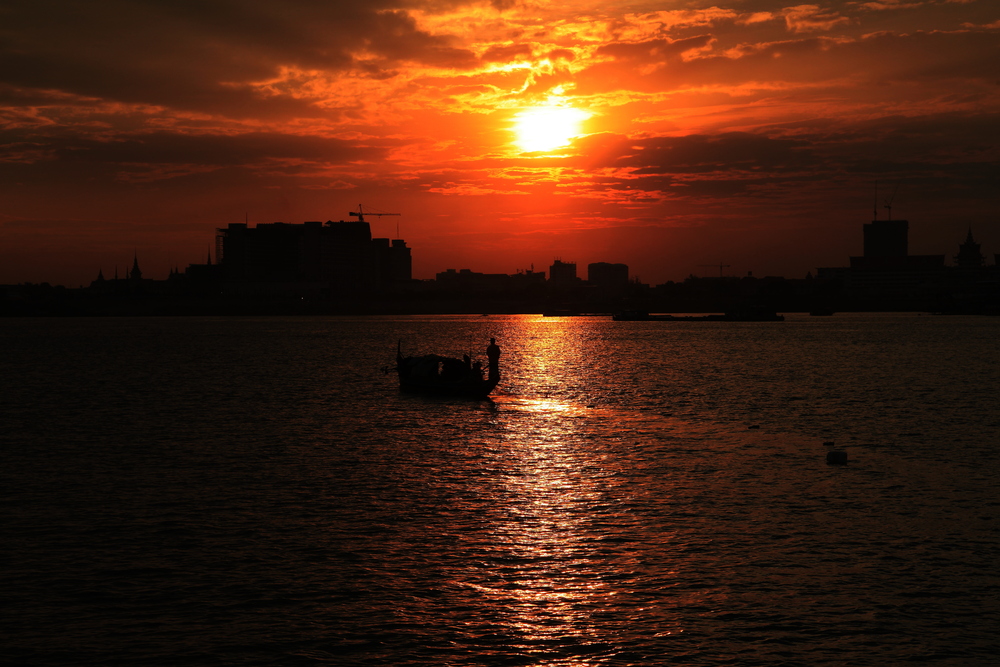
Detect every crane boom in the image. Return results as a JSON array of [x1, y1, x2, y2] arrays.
[[700, 263, 731, 278], [349, 204, 400, 223]]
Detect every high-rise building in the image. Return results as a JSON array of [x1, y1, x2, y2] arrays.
[[588, 262, 629, 289], [372, 238, 413, 289], [216, 220, 410, 296], [548, 259, 577, 287], [863, 219, 908, 259], [818, 216, 945, 303], [850, 217, 941, 271]]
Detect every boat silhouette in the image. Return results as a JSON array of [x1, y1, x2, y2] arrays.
[[395, 339, 500, 399]]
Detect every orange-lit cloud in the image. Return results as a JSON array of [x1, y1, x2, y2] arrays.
[[781, 5, 852, 32]]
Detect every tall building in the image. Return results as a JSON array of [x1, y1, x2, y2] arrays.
[[849, 217, 941, 272], [588, 262, 629, 289], [373, 238, 413, 289], [862, 219, 908, 260], [818, 216, 945, 306], [216, 220, 410, 296], [548, 259, 577, 287]]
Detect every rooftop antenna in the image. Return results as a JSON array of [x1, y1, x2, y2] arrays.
[[700, 262, 731, 278], [874, 180, 878, 221], [884, 182, 900, 221]]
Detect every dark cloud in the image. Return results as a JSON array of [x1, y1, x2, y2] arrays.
[[594, 35, 715, 63], [364, 10, 479, 69], [574, 132, 813, 174], [0, 0, 478, 116], [576, 29, 1000, 93], [480, 43, 535, 63], [48, 131, 387, 166], [559, 112, 999, 213]]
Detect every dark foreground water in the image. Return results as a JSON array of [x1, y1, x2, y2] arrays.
[[2, 314, 999, 665]]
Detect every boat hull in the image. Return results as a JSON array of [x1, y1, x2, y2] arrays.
[[398, 376, 499, 399], [396, 349, 500, 399]]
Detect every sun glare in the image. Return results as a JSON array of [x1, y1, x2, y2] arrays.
[[512, 106, 590, 153]]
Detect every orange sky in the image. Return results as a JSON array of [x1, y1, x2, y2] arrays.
[[2, 0, 998, 286]]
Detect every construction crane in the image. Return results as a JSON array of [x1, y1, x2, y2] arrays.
[[349, 204, 400, 224], [883, 182, 900, 221], [700, 263, 731, 278]]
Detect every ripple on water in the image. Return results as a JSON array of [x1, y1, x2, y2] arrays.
[[1, 314, 998, 665]]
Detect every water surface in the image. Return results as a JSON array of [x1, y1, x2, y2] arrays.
[[3, 314, 998, 665]]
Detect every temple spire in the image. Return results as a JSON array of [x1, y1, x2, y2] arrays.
[[955, 226, 984, 268], [131, 252, 142, 280]]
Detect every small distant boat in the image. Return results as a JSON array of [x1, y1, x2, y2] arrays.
[[395, 339, 501, 399], [613, 307, 784, 322], [724, 306, 785, 322], [612, 310, 673, 321]]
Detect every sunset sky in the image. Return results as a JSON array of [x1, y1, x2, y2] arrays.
[[2, 0, 997, 286]]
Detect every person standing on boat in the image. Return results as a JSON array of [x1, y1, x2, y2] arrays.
[[486, 337, 501, 383]]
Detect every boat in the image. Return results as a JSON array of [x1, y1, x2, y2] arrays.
[[395, 338, 501, 399], [613, 307, 784, 322], [612, 310, 673, 321], [724, 306, 785, 321]]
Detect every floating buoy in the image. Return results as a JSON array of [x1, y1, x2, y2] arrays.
[[823, 441, 835, 446], [748, 425, 760, 429], [827, 450, 848, 464]]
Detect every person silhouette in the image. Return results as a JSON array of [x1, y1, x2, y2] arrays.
[[486, 337, 501, 383]]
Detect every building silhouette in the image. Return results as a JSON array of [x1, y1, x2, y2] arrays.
[[588, 262, 629, 290], [955, 228, 985, 268], [814, 216, 999, 311], [436, 268, 546, 292], [42, 210, 993, 316], [89, 254, 158, 295], [216, 220, 410, 297], [548, 259, 578, 288], [818, 216, 945, 303], [861, 218, 908, 260], [373, 238, 413, 289], [129, 253, 142, 281]]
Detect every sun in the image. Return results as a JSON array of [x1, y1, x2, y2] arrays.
[[512, 106, 590, 153]]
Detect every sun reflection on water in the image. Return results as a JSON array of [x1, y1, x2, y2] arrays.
[[426, 317, 770, 658], [461, 389, 653, 659], [506, 397, 586, 416]]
